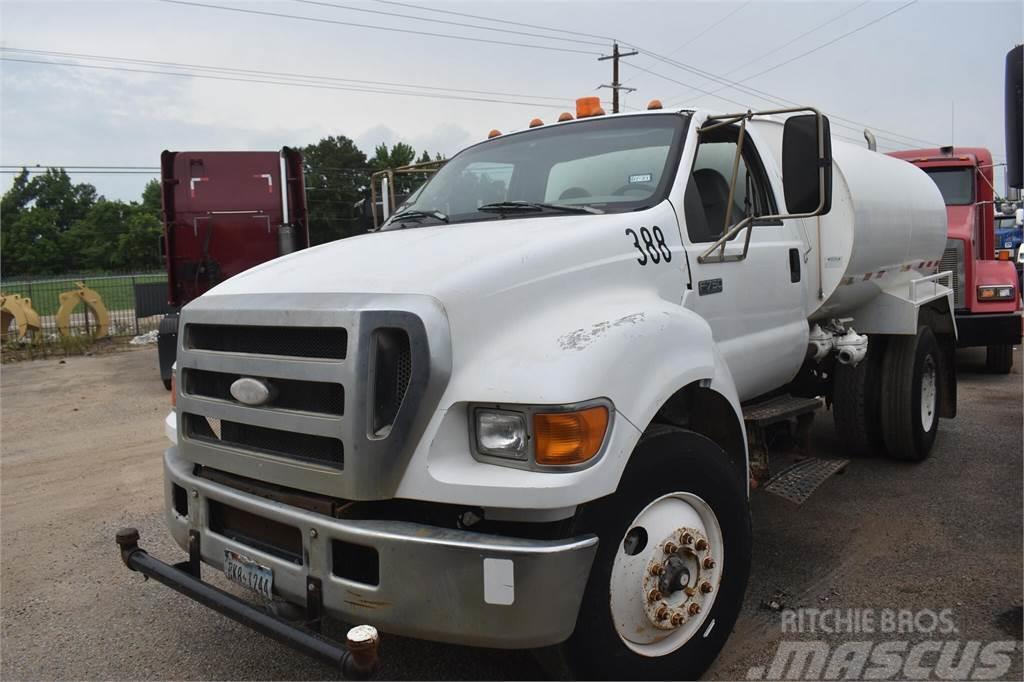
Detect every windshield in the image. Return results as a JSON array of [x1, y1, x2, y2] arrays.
[[383, 114, 688, 228], [923, 168, 974, 206]]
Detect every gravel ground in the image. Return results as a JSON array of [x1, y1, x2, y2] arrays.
[[1, 345, 1021, 680]]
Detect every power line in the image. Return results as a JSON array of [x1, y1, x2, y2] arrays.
[[713, 1, 870, 82], [291, 0, 607, 47], [664, 1, 752, 57], [156, 0, 603, 56], [0, 47, 579, 103], [370, 0, 616, 43], [0, 56, 579, 111]]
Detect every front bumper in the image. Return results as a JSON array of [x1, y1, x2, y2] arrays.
[[954, 311, 1023, 347], [163, 447, 598, 649]]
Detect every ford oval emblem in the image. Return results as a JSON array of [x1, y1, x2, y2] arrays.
[[230, 377, 273, 406]]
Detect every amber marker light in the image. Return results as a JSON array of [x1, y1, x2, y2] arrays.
[[529, 118, 544, 128], [647, 99, 664, 110], [558, 112, 574, 122], [534, 405, 609, 465], [170, 371, 177, 407], [487, 129, 502, 139], [576, 96, 603, 118]]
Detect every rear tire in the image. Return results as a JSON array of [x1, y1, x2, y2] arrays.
[[880, 327, 940, 461], [832, 336, 886, 457], [563, 426, 751, 680], [986, 344, 1014, 374]]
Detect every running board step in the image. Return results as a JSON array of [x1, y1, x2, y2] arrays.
[[762, 457, 849, 505], [742, 395, 823, 425]]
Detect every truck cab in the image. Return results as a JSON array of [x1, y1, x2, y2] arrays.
[[889, 147, 1022, 372]]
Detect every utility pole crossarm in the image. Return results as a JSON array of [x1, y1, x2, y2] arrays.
[[598, 42, 639, 113]]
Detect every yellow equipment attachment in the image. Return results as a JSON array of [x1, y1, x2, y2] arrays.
[[0, 293, 42, 341], [56, 282, 110, 338]]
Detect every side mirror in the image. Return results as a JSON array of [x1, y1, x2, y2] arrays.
[[782, 113, 833, 216], [1006, 45, 1022, 190]]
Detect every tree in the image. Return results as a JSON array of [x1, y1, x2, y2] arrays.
[[140, 179, 162, 219], [301, 135, 370, 243], [370, 142, 416, 171]]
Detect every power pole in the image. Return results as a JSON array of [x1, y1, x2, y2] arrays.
[[598, 42, 638, 113]]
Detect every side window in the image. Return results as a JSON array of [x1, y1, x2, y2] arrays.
[[683, 130, 777, 243]]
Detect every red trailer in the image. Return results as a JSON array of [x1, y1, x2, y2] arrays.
[[156, 148, 310, 387]]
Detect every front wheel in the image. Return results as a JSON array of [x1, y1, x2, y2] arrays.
[[880, 327, 941, 461], [563, 426, 751, 680]]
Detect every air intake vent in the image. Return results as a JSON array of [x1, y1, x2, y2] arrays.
[[185, 413, 343, 468], [939, 239, 965, 309], [187, 324, 346, 359], [370, 328, 412, 436]]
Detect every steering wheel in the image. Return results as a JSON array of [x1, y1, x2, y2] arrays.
[[612, 183, 656, 196]]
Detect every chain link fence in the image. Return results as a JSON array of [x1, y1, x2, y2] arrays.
[[1, 272, 170, 343]]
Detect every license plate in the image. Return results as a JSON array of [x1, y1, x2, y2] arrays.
[[223, 549, 273, 598]]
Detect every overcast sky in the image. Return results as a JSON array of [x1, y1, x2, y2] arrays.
[[1, 0, 1021, 202]]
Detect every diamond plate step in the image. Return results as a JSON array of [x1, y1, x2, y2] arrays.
[[742, 395, 823, 426], [762, 457, 849, 505]]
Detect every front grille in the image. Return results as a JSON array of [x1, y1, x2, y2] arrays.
[[187, 324, 347, 359], [184, 368, 344, 416], [939, 240, 965, 309], [185, 413, 343, 469]]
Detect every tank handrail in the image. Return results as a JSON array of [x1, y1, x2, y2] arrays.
[[909, 271, 954, 303]]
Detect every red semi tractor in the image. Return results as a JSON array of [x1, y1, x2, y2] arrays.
[[889, 146, 1022, 373], [156, 148, 310, 387]]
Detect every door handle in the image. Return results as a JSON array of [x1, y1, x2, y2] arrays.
[[789, 248, 801, 283]]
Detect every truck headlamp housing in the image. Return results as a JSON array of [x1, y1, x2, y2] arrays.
[[977, 284, 1016, 301], [470, 400, 612, 470], [475, 409, 528, 460]]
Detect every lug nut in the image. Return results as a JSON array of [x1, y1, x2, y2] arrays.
[[688, 603, 701, 616], [656, 606, 670, 621], [664, 542, 678, 555], [703, 557, 716, 569], [681, 532, 694, 545], [649, 564, 665, 576], [648, 589, 663, 602], [670, 612, 685, 627], [695, 538, 708, 551], [700, 581, 713, 594], [684, 586, 697, 597]]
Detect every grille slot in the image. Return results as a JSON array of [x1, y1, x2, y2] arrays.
[[371, 328, 412, 435], [939, 240, 965, 309], [184, 368, 344, 416], [187, 324, 346, 359], [185, 413, 343, 469]]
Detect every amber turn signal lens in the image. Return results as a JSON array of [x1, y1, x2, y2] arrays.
[[534, 406, 609, 465]]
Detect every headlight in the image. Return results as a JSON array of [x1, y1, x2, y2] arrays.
[[471, 400, 611, 468], [475, 409, 528, 459], [978, 284, 1016, 301]]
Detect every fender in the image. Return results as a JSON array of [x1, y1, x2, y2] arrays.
[[395, 297, 747, 509]]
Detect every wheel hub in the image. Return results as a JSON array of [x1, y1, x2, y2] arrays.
[[643, 527, 715, 629]]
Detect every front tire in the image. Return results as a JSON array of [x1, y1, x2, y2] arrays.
[[986, 344, 1013, 374], [880, 327, 941, 461], [832, 336, 886, 457], [563, 426, 751, 680]]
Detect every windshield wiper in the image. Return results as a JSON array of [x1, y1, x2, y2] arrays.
[[476, 201, 604, 215], [383, 208, 449, 228]]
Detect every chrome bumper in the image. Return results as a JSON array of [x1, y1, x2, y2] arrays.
[[164, 448, 598, 648]]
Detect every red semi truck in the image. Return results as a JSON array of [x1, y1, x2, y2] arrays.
[[157, 148, 310, 387], [889, 146, 1022, 373]]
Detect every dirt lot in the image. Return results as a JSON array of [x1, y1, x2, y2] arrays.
[[1, 346, 1021, 680]]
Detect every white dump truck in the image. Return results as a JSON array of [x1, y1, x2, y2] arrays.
[[116, 98, 956, 680]]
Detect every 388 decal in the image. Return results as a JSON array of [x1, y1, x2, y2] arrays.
[[625, 226, 672, 265]]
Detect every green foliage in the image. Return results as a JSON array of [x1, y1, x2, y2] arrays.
[[301, 135, 369, 244]]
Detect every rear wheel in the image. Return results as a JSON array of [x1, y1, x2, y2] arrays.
[[563, 426, 751, 680], [880, 327, 941, 461], [986, 344, 1014, 374], [832, 336, 886, 457]]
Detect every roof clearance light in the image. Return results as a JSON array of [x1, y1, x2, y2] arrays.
[[558, 112, 574, 122], [647, 99, 663, 110], [576, 96, 603, 118], [487, 129, 501, 139], [529, 118, 544, 128]]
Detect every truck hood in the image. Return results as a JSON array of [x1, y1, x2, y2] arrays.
[[945, 205, 975, 240], [200, 208, 678, 308]]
